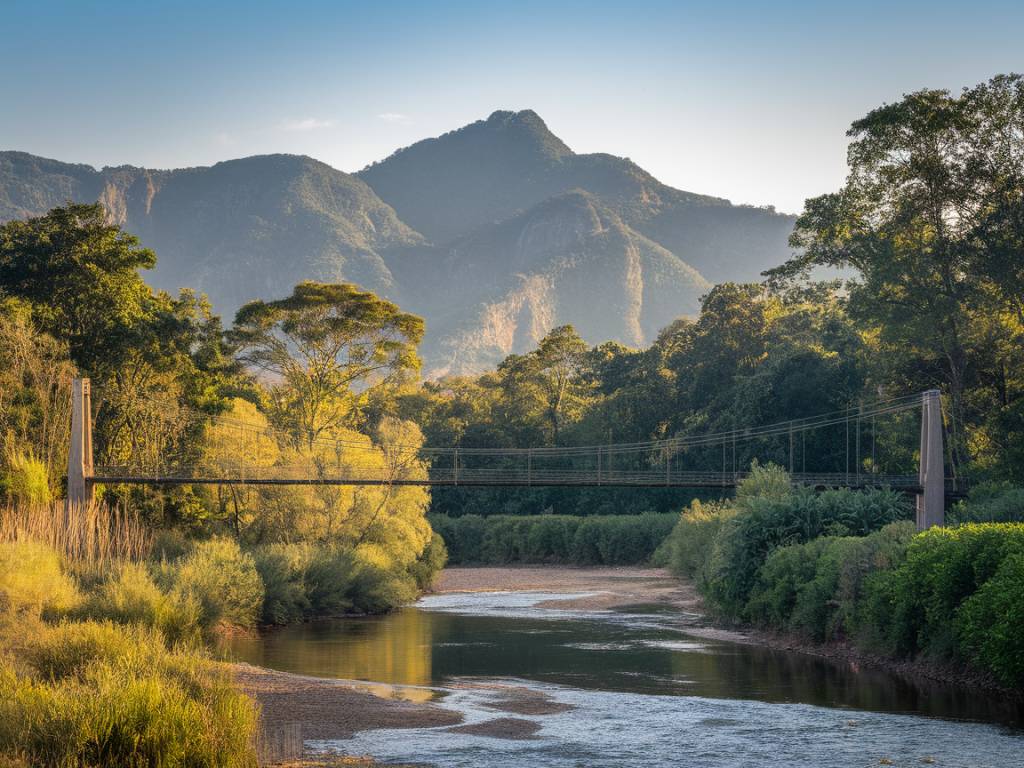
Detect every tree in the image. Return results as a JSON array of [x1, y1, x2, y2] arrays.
[[0, 300, 75, 493], [0, 205, 242, 507], [498, 325, 593, 442], [0, 203, 156, 373], [768, 74, 1024, 473], [230, 282, 424, 446]]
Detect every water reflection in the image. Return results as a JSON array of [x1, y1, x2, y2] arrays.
[[225, 609, 442, 702], [223, 595, 1024, 728]]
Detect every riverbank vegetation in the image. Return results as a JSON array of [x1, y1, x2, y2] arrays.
[[660, 466, 1024, 688], [0, 504, 260, 767], [431, 512, 676, 565]]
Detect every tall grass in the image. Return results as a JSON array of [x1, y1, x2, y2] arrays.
[[0, 618, 258, 767], [0, 501, 150, 566]]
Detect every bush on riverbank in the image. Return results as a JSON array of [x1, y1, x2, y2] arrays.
[[430, 512, 676, 565], [252, 536, 445, 624], [859, 524, 1024, 661], [0, 540, 80, 615], [73, 562, 204, 643], [663, 467, 1024, 687], [948, 483, 1024, 524], [653, 500, 733, 584], [745, 522, 915, 641], [680, 465, 911, 616]]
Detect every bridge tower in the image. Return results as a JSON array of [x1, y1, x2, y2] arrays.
[[67, 377, 94, 507], [917, 389, 944, 530]]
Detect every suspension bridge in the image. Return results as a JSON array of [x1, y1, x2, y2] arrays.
[[66, 379, 952, 528]]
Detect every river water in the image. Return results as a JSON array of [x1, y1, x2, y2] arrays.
[[226, 590, 1024, 767]]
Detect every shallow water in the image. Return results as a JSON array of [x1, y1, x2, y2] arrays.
[[225, 590, 1024, 767]]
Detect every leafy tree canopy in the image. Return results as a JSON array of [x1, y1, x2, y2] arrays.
[[230, 281, 424, 444]]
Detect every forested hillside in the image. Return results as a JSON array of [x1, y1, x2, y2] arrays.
[[1, 109, 796, 374]]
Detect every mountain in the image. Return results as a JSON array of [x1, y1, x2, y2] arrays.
[[0, 151, 421, 311], [358, 110, 796, 282], [391, 191, 710, 375], [1, 110, 797, 375]]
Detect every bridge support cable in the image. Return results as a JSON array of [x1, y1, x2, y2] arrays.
[[77, 385, 958, 522]]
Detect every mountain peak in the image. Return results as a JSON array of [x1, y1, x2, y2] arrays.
[[478, 109, 572, 158]]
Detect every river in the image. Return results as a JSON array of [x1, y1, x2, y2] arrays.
[[225, 580, 1024, 767]]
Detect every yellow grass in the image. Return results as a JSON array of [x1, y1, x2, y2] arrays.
[[0, 501, 151, 566]]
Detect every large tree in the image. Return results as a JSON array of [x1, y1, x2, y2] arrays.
[[0, 203, 156, 373], [768, 74, 1024, 473], [497, 325, 593, 443], [230, 281, 424, 445], [0, 204, 242, 513]]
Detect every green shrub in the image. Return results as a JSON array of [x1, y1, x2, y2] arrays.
[[74, 563, 202, 644], [949, 484, 1024, 524], [523, 517, 579, 562], [252, 543, 312, 625], [0, 540, 79, 614], [745, 522, 917, 642], [150, 528, 195, 562], [19, 619, 159, 680], [0, 620, 257, 767], [735, 462, 792, 509], [956, 551, 1024, 687], [303, 546, 357, 616], [430, 513, 676, 566], [348, 549, 419, 614], [429, 515, 488, 564], [747, 537, 830, 633], [832, 522, 916, 638], [661, 500, 733, 585], [252, 538, 429, 623], [409, 532, 448, 590], [570, 518, 607, 565], [861, 523, 1024, 658], [480, 516, 525, 563], [1, 452, 51, 505], [169, 539, 264, 630], [704, 485, 909, 617]]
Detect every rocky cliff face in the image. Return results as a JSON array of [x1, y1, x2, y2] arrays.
[[395, 192, 710, 375], [1, 109, 794, 375]]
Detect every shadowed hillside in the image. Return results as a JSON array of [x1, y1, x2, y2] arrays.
[[0, 152, 422, 310], [359, 110, 796, 282]]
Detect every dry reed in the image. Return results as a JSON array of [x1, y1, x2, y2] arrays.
[[0, 501, 151, 565]]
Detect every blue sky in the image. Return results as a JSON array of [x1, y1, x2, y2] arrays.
[[2, 1, 1021, 213]]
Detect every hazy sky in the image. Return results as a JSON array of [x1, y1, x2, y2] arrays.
[[3, 1, 1021, 213]]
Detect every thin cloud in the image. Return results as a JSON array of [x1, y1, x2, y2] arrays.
[[281, 117, 334, 132], [377, 112, 411, 124]]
